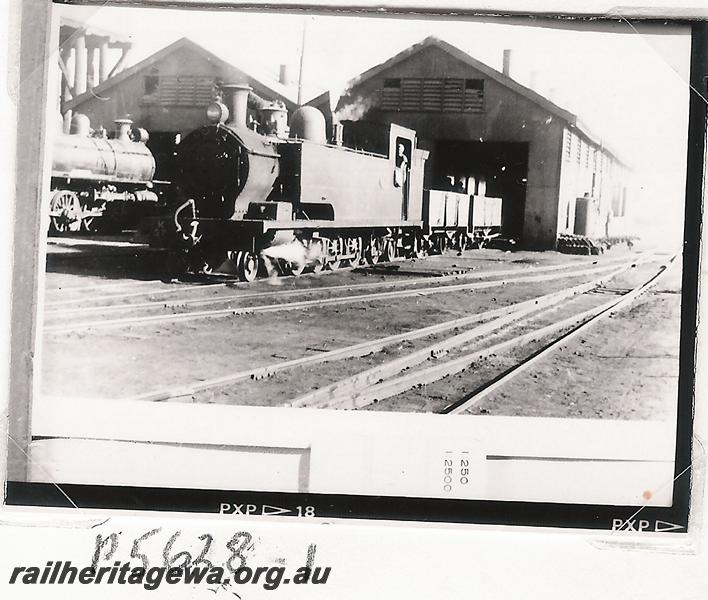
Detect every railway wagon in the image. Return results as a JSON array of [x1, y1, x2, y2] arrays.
[[49, 114, 160, 234], [424, 190, 502, 251], [167, 82, 501, 280]]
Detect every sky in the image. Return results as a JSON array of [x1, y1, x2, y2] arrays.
[[57, 4, 692, 243]]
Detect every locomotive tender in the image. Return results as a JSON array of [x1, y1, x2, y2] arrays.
[[49, 115, 159, 233], [170, 83, 501, 280]]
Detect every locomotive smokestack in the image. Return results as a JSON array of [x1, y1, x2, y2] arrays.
[[222, 83, 252, 128]]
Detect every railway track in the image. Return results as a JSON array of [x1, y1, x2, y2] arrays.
[[43, 252, 638, 309], [123, 257, 649, 404], [124, 265, 629, 403], [45, 278, 169, 294], [281, 255, 675, 411], [43, 259, 644, 334], [442, 254, 678, 415], [45, 254, 637, 317], [44, 276, 248, 307]]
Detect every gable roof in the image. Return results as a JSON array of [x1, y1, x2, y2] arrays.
[[65, 37, 299, 112], [335, 36, 623, 165], [306, 89, 334, 111]]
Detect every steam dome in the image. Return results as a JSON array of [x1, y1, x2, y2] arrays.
[[289, 106, 326, 144]]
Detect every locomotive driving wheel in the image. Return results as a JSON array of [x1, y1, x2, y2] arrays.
[[236, 251, 259, 282], [50, 190, 83, 234]]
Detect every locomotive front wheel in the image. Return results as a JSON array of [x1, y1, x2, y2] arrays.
[[50, 190, 83, 234], [237, 251, 259, 282]]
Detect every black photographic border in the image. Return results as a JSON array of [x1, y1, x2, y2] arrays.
[[4, 4, 704, 533]]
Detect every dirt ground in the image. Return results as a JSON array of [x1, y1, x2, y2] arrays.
[[39, 239, 682, 421], [466, 259, 683, 421], [364, 259, 682, 420]]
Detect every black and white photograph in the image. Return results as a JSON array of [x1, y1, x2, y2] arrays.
[[3, 1, 701, 531]]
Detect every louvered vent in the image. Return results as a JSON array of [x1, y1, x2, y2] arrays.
[[152, 75, 216, 107], [381, 78, 401, 110], [379, 77, 484, 113], [463, 79, 484, 112]]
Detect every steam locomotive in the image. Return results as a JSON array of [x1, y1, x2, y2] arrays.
[[167, 83, 501, 280], [49, 115, 160, 234]]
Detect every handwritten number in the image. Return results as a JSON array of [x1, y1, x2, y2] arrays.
[[226, 531, 252, 574], [163, 531, 193, 569], [131, 527, 161, 571], [193, 534, 214, 570]]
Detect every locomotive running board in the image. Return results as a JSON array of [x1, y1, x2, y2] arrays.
[[195, 218, 423, 235]]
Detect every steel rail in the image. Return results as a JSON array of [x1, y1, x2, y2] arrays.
[[286, 263, 634, 409], [45, 255, 635, 317], [41, 268, 509, 316], [45, 278, 172, 294], [44, 278, 243, 308], [43, 262, 639, 334], [124, 268, 627, 403], [43, 253, 636, 309], [292, 257, 672, 411], [442, 255, 678, 415]]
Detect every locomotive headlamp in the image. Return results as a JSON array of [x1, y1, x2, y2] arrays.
[[206, 101, 229, 124]]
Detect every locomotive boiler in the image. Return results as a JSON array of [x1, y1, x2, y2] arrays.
[[49, 114, 159, 233], [168, 82, 502, 280], [172, 83, 428, 280]]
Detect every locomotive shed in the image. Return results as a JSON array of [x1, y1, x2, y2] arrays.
[[38, 16, 680, 427], [40, 240, 680, 423], [64, 35, 632, 252]]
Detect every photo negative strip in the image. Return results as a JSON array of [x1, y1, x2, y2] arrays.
[[4, 1, 703, 532]]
